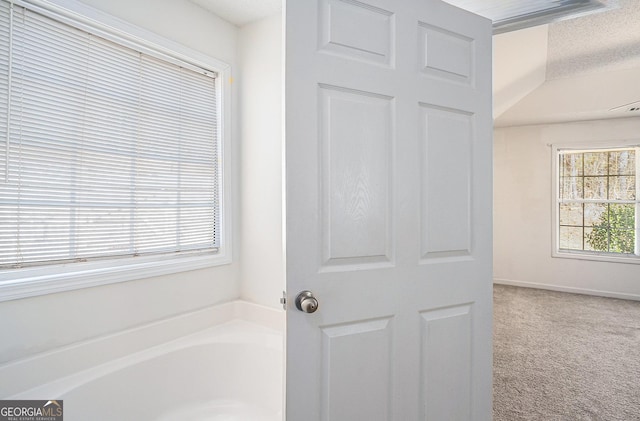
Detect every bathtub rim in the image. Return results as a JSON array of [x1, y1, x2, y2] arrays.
[[0, 300, 284, 398], [10, 319, 283, 400]]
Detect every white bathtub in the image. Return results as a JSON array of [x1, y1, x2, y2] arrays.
[[7, 305, 284, 421]]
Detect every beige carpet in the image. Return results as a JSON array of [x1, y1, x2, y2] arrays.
[[493, 284, 640, 421]]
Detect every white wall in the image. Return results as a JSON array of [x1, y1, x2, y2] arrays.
[[76, 0, 237, 64], [493, 25, 548, 119], [494, 117, 640, 300], [0, 0, 241, 364], [238, 14, 285, 309]]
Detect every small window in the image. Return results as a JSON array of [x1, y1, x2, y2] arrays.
[[0, 1, 222, 270], [555, 147, 639, 260]]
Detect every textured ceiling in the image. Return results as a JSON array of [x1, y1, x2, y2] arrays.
[[190, 0, 281, 26], [494, 0, 640, 126], [546, 0, 640, 79]]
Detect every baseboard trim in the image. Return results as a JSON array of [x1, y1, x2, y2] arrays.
[[494, 278, 640, 301]]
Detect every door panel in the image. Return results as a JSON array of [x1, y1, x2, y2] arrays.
[[285, 0, 492, 419], [321, 317, 393, 420], [419, 22, 474, 85], [420, 104, 473, 260], [319, 84, 394, 269], [420, 304, 473, 420], [319, 0, 394, 66]]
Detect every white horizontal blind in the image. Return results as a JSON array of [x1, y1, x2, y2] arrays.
[[0, 2, 8, 180], [0, 1, 220, 269]]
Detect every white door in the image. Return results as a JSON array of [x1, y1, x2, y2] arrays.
[[284, 0, 492, 419]]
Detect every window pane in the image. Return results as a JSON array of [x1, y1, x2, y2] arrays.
[[584, 227, 597, 251], [559, 226, 583, 250], [585, 225, 608, 252], [609, 204, 635, 230], [608, 176, 635, 200], [584, 202, 607, 226], [609, 150, 635, 175], [2, 207, 72, 262], [585, 204, 636, 253], [584, 176, 607, 200], [583, 152, 608, 176], [609, 230, 635, 254], [559, 203, 583, 226], [560, 177, 583, 200], [76, 208, 133, 257], [561, 153, 583, 176]]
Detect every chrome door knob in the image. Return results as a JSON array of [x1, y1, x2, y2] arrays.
[[295, 291, 319, 313]]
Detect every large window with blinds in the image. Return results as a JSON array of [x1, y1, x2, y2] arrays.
[[0, 1, 224, 278]]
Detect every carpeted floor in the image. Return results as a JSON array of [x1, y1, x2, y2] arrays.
[[493, 284, 640, 421]]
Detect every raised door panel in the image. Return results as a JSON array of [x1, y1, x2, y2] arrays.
[[319, 84, 394, 270], [420, 304, 473, 420], [320, 317, 393, 420], [419, 22, 474, 86], [420, 103, 473, 262], [319, 0, 395, 66]]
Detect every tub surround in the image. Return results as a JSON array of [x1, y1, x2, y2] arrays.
[[10, 319, 283, 420], [0, 301, 283, 399]]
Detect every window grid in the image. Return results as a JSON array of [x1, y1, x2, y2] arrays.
[[557, 148, 639, 256]]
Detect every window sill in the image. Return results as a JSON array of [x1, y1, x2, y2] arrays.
[[552, 250, 640, 265], [0, 251, 231, 302]]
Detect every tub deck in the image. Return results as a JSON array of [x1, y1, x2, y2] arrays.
[[3, 302, 284, 421]]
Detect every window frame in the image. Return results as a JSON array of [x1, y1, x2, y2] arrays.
[[0, 0, 233, 302], [551, 141, 640, 264]]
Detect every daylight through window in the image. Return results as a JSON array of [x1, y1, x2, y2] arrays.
[[557, 148, 639, 257], [0, 1, 221, 269]]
